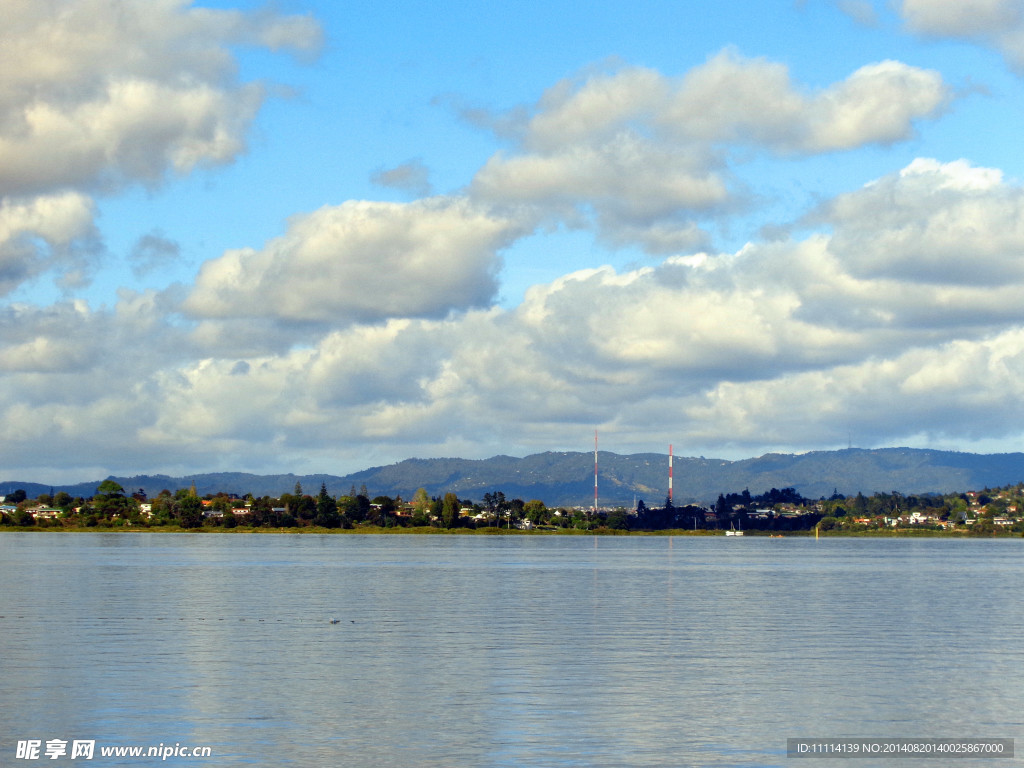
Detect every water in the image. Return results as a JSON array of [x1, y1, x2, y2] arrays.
[[2, 533, 1023, 767]]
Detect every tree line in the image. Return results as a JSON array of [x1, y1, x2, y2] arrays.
[[4, 480, 1024, 533]]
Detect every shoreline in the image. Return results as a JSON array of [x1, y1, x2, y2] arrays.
[[1, 526, 1019, 538]]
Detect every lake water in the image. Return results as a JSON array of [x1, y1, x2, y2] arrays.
[[2, 533, 1023, 767]]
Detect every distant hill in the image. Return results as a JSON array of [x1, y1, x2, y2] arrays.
[[4, 448, 1024, 507]]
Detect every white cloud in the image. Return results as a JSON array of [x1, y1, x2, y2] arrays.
[[1, 2, 1021, 482], [682, 327, 1024, 451], [898, 0, 1024, 72], [501, 51, 950, 155], [0, 0, 321, 196], [0, 294, 189, 474], [802, 60, 951, 150], [474, 135, 727, 253], [472, 52, 950, 252], [520, 65, 669, 152], [817, 158, 1024, 285], [0, 192, 98, 295], [7, 157, 1024, 476], [136, 158, 1024, 468], [0, 0, 321, 298], [184, 197, 530, 327]]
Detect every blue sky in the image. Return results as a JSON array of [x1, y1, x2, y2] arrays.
[[4, 0, 1024, 482]]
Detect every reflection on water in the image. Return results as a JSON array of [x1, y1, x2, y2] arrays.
[[2, 533, 1023, 766]]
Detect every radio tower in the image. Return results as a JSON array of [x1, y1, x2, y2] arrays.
[[593, 430, 599, 512], [669, 444, 673, 506]]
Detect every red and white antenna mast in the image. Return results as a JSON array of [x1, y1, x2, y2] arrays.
[[669, 444, 673, 505], [593, 430, 599, 512]]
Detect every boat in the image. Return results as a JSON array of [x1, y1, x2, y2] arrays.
[[725, 520, 744, 536]]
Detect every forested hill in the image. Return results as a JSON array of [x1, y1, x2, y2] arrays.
[[6, 448, 1024, 507]]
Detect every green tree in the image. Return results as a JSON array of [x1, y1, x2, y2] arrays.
[[523, 499, 547, 524], [292, 493, 317, 522], [366, 496, 396, 527], [178, 496, 204, 529], [337, 495, 358, 521], [97, 479, 125, 496], [5, 489, 27, 504], [483, 491, 506, 527], [337, 494, 370, 524], [314, 484, 342, 528], [354, 494, 370, 522], [11, 507, 35, 526], [93, 480, 137, 520], [209, 496, 232, 514], [507, 497, 524, 524], [441, 492, 460, 529], [412, 487, 430, 515], [605, 508, 629, 530], [248, 496, 274, 527], [410, 506, 431, 526], [371, 495, 397, 513]]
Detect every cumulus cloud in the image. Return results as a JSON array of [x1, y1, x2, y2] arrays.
[[7, 157, 1024, 476], [813, 158, 1024, 286], [0, 192, 99, 295], [0, 294, 187, 474], [834, 0, 1024, 71], [144, 158, 1024, 468], [184, 197, 530, 328], [898, 0, 1024, 72], [662, 52, 949, 152], [0, 6, 1018, 480], [0, 0, 322, 197], [21, 155, 998, 480], [472, 52, 950, 252], [683, 327, 1024, 452], [514, 52, 950, 154], [474, 136, 726, 253], [0, 0, 321, 298]]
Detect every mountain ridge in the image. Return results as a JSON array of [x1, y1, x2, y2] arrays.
[[5, 447, 1024, 506]]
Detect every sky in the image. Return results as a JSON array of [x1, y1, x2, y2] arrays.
[[5, 0, 1024, 483]]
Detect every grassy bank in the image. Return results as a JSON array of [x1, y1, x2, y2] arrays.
[[2, 524, 1019, 537]]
